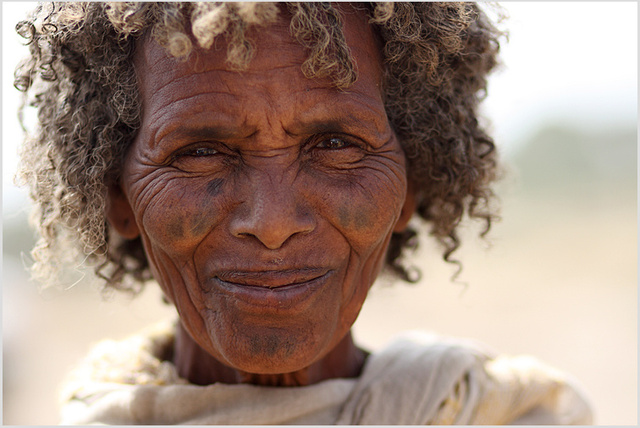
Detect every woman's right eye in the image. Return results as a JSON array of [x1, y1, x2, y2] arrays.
[[169, 144, 226, 172], [179, 147, 219, 157]]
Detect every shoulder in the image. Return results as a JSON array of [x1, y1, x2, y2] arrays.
[[59, 320, 185, 421], [338, 331, 593, 424]]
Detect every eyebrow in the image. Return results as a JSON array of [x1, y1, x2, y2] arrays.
[[300, 118, 365, 136], [287, 102, 391, 142], [168, 126, 255, 142]]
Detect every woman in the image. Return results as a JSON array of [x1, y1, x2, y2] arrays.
[[15, 2, 592, 424]]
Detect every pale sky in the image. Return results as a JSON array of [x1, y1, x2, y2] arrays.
[[3, 2, 638, 212], [483, 2, 637, 153]]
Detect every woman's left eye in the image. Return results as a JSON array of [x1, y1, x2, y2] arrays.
[[316, 137, 352, 150]]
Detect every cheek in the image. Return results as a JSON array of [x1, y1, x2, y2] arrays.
[[129, 177, 228, 324], [136, 177, 227, 255], [307, 169, 405, 307], [327, 174, 406, 252]]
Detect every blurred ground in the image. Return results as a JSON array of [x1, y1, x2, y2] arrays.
[[3, 122, 637, 425]]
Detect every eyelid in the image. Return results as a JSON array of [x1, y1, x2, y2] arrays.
[[311, 133, 366, 150], [166, 142, 224, 168], [173, 142, 222, 157]]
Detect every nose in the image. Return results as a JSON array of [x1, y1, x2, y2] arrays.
[[229, 175, 315, 250]]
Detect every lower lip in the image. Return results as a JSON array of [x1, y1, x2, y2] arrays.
[[206, 271, 333, 313]]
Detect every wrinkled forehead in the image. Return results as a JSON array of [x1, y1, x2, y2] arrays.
[[133, 3, 383, 92]]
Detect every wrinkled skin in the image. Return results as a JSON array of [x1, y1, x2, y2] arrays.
[[107, 6, 414, 386]]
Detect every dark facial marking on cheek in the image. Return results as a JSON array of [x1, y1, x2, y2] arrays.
[[189, 213, 210, 237], [188, 180, 224, 237], [338, 203, 372, 231], [207, 178, 225, 197], [167, 217, 186, 240], [188, 200, 216, 237], [354, 208, 371, 230], [338, 204, 352, 229]]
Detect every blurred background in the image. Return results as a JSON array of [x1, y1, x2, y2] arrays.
[[3, 2, 637, 425]]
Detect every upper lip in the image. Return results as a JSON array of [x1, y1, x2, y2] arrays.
[[213, 268, 329, 289]]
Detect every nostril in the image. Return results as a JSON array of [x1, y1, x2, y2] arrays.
[[230, 209, 315, 250], [241, 226, 309, 250]]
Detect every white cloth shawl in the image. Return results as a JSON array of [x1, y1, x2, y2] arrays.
[[59, 322, 593, 425]]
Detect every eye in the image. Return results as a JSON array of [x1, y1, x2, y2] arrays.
[[169, 143, 229, 173], [315, 137, 352, 150], [308, 135, 366, 168], [177, 146, 219, 157]]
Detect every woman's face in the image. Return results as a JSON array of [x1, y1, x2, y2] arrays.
[[109, 9, 412, 374]]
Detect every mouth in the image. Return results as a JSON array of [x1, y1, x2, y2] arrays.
[[214, 268, 329, 289], [207, 268, 334, 312]]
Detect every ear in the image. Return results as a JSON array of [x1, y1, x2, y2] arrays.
[[106, 183, 140, 239], [393, 180, 417, 233]]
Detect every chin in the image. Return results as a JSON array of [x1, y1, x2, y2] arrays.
[[209, 320, 336, 375]]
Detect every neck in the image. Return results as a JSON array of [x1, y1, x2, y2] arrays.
[[173, 323, 368, 387]]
